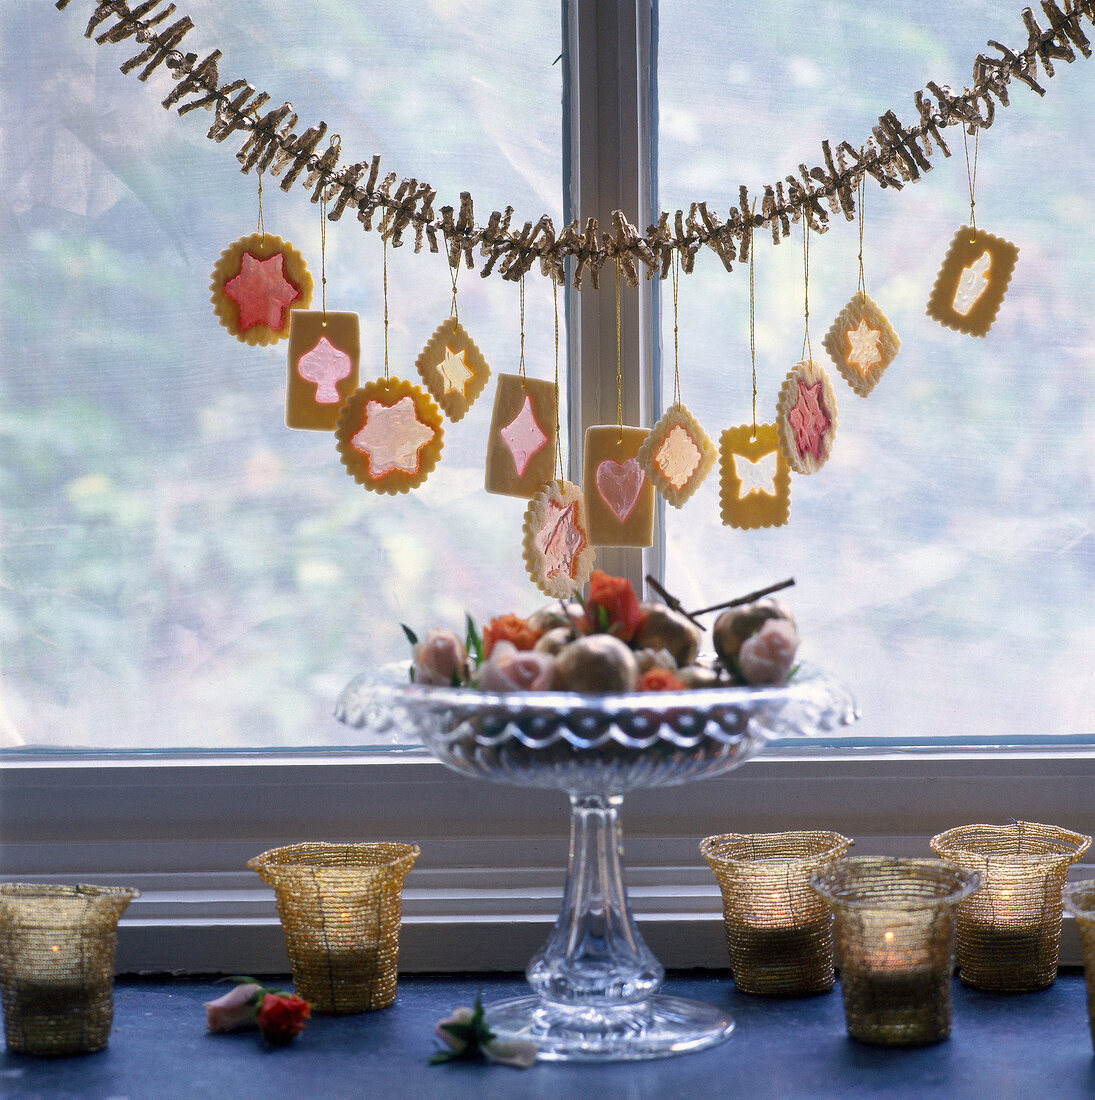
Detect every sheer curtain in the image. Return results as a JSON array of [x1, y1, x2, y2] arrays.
[[0, 1, 561, 748], [659, 0, 1095, 739]]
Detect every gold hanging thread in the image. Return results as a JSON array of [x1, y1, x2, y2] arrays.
[[963, 126, 979, 235], [553, 274, 563, 481], [615, 257, 623, 437], [518, 273, 527, 381]]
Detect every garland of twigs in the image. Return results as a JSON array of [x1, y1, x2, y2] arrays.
[[56, 0, 1095, 289]]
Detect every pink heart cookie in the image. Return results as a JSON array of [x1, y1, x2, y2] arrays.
[[595, 457, 646, 523]]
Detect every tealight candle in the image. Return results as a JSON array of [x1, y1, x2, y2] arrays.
[[811, 857, 981, 1046], [701, 831, 853, 996], [930, 822, 1091, 993]]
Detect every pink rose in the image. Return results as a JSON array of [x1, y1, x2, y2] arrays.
[[413, 629, 468, 686], [205, 982, 260, 1032], [475, 641, 556, 692], [738, 618, 799, 685]]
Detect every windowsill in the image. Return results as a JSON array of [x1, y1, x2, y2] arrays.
[[1, 972, 1093, 1098], [4, 749, 1095, 972]]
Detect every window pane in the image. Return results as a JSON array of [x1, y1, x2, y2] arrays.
[[658, 2, 1095, 738], [1, 1, 561, 749]]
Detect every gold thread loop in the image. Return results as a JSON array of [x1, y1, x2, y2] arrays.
[[615, 256, 623, 439], [801, 220, 812, 363], [447, 250, 460, 321], [964, 126, 979, 235], [749, 202, 758, 440], [382, 236, 390, 381], [856, 156, 867, 298], [553, 274, 563, 482], [518, 273, 527, 383], [670, 251, 681, 408]]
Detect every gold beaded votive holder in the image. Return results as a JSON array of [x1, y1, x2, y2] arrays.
[[248, 842, 420, 1014], [0, 883, 139, 1056], [929, 821, 1091, 993], [811, 857, 981, 1047], [700, 831, 853, 996]]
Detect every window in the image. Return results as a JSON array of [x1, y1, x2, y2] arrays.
[[3, 1, 1094, 973]]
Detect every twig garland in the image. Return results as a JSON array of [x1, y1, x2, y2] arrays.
[[56, 0, 1095, 289]]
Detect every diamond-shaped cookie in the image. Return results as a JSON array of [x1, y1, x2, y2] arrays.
[[414, 316, 491, 421], [637, 402, 717, 508], [822, 290, 900, 397]]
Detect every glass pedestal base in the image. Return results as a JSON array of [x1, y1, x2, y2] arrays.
[[484, 993, 735, 1063]]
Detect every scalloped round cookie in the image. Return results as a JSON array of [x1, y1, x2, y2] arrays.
[[775, 358, 838, 476], [522, 479, 595, 598], [335, 377, 444, 495], [210, 232, 313, 346]]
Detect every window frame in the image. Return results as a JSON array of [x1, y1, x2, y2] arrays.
[[2, 0, 1093, 973]]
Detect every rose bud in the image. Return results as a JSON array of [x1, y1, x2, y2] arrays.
[[205, 982, 261, 1033], [476, 641, 557, 692], [412, 629, 468, 686]]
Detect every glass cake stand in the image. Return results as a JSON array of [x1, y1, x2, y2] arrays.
[[337, 663, 856, 1062]]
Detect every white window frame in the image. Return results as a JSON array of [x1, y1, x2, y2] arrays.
[[2, 0, 1092, 973]]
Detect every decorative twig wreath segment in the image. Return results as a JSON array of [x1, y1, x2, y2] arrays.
[[776, 359, 838, 475], [335, 377, 443, 494], [484, 374, 558, 498], [522, 479, 595, 598], [583, 425, 655, 547], [286, 311, 360, 429], [414, 317, 491, 422], [637, 403, 717, 508], [822, 291, 901, 397], [926, 227, 1019, 337], [210, 233, 312, 345], [719, 423, 792, 529]]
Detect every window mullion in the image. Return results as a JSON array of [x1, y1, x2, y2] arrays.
[[563, 0, 660, 591]]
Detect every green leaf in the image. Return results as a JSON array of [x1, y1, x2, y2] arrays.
[[597, 605, 610, 632], [465, 614, 483, 667], [401, 623, 419, 648]]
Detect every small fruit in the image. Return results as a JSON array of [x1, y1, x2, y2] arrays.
[[712, 599, 795, 665], [555, 634, 639, 693]]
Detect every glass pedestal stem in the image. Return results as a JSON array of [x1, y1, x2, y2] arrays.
[[482, 791, 736, 1061], [528, 792, 662, 1005]]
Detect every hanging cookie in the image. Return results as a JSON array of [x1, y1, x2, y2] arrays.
[[638, 403, 716, 508], [210, 232, 312, 346], [583, 425, 655, 547], [822, 177, 900, 397], [415, 316, 491, 421], [286, 311, 360, 429], [485, 374, 557, 498], [638, 256, 716, 507], [335, 377, 443, 495], [823, 291, 900, 397], [775, 359, 838, 476], [719, 423, 791, 529], [522, 479, 595, 598], [926, 226, 1019, 338]]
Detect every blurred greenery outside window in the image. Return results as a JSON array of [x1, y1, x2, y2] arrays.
[[2, 1, 1094, 753]]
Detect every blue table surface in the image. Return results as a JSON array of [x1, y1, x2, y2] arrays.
[[2, 971, 1094, 1100]]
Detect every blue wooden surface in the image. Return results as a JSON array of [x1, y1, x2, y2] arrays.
[[2, 972, 1094, 1099]]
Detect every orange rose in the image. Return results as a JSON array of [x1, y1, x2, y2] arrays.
[[586, 571, 646, 643], [637, 667, 685, 692], [256, 993, 311, 1045], [483, 614, 540, 657]]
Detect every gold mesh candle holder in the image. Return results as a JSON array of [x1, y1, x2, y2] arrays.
[[1063, 880, 1095, 1048], [0, 883, 139, 1056], [248, 842, 419, 1014], [700, 831, 854, 996], [810, 857, 981, 1047], [929, 821, 1091, 993]]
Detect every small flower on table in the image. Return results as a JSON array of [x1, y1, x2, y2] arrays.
[[205, 978, 311, 1046]]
